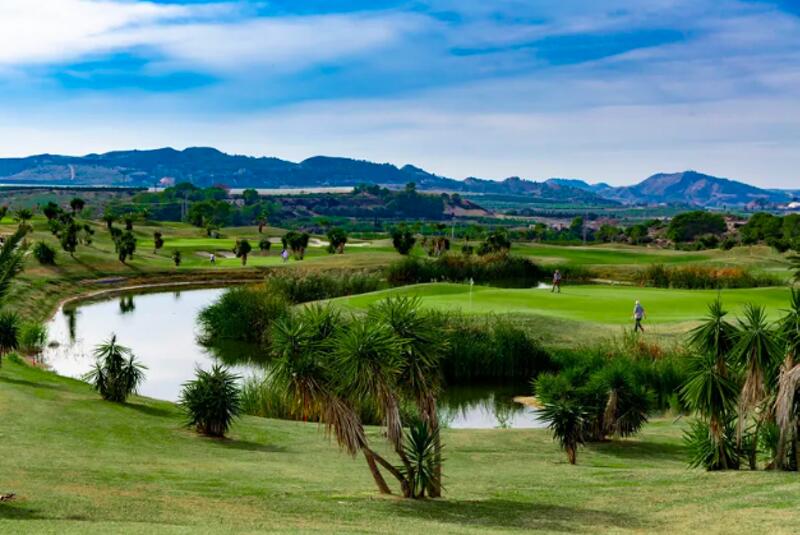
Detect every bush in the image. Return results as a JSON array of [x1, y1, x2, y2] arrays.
[[180, 365, 242, 437], [19, 321, 48, 355], [32, 241, 57, 265], [264, 270, 381, 303], [436, 313, 554, 382], [0, 311, 21, 362], [385, 253, 546, 288], [198, 285, 290, 346], [667, 211, 726, 242], [635, 264, 782, 289], [391, 226, 416, 255]]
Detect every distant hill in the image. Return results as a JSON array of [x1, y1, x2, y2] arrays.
[[0, 147, 614, 205], [600, 171, 792, 207], [1, 148, 792, 207]]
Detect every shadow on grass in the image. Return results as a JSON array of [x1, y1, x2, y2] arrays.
[[213, 438, 286, 454], [122, 402, 176, 418], [590, 438, 686, 463], [0, 375, 63, 391], [0, 503, 44, 520], [390, 498, 647, 532]]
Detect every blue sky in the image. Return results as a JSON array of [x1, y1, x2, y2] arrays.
[[0, 0, 798, 187]]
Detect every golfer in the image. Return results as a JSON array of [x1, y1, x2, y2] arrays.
[[633, 300, 646, 332], [551, 269, 562, 293]]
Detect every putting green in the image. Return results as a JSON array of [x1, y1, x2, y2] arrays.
[[334, 283, 793, 325]]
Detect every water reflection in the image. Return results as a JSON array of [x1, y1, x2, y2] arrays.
[[44, 288, 544, 428], [118, 295, 136, 314], [439, 385, 544, 429]]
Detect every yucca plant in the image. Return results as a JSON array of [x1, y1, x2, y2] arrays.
[[83, 335, 146, 402], [594, 362, 652, 439], [731, 304, 781, 462], [270, 311, 395, 495], [180, 365, 242, 437], [688, 297, 737, 371], [369, 297, 446, 496], [680, 352, 740, 469], [399, 420, 441, 499], [540, 398, 591, 464], [685, 417, 741, 470]]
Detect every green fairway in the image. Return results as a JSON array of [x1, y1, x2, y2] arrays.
[[513, 243, 711, 265], [334, 283, 793, 326]]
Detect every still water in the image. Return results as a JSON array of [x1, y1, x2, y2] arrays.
[[44, 288, 544, 429]]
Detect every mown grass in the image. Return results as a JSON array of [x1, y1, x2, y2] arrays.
[[332, 283, 794, 342], [3, 358, 800, 534]]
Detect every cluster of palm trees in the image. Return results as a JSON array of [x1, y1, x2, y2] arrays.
[[681, 292, 800, 470], [270, 297, 446, 498], [535, 357, 652, 464]]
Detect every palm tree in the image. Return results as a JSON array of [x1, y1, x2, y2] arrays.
[[270, 309, 398, 495], [539, 398, 590, 464], [774, 289, 800, 469], [688, 297, 737, 373], [731, 304, 781, 468], [680, 352, 740, 469], [13, 208, 33, 227], [83, 335, 146, 402], [682, 297, 740, 469], [332, 317, 413, 495], [597, 362, 651, 439], [369, 297, 447, 496]]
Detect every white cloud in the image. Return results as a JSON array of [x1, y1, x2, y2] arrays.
[[0, 0, 423, 73]]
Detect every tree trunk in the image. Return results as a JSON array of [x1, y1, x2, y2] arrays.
[[362, 449, 392, 495], [567, 443, 576, 465]]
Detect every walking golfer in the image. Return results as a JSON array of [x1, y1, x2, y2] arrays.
[[551, 269, 562, 293], [633, 300, 646, 332]]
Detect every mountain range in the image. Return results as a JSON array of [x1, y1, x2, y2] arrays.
[[0, 147, 795, 207]]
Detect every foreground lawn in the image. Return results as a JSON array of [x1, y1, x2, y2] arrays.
[[3, 359, 800, 534], [334, 283, 793, 327]]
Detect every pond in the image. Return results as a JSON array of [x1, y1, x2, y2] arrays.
[[44, 288, 544, 429]]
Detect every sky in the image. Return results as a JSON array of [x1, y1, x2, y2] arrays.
[[0, 0, 798, 187]]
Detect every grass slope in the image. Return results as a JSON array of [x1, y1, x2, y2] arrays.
[[3, 359, 800, 534]]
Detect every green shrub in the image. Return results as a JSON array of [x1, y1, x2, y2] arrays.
[[32, 241, 57, 265], [0, 311, 21, 362], [83, 335, 146, 402], [635, 264, 781, 289], [386, 253, 545, 288], [19, 321, 48, 355], [436, 313, 554, 381], [198, 285, 290, 346], [264, 270, 381, 303], [684, 418, 741, 470], [180, 365, 242, 437]]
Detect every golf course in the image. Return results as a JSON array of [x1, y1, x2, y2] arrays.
[[2, 212, 800, 534]]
